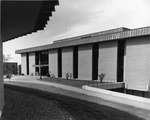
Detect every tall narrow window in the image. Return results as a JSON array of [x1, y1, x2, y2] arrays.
[[58, 48, 62, 77], [73, 46, 78, 78], [35, 51, 39, 65], [92, 43, 99, 80], [40, 51, 48, 65], [35, 67, 39, 75], [26, 53, 29, 75], [117, 40, 125, 82], [39, 50, 49, 76]]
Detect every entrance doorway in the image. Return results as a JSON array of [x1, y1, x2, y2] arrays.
[[41, 66, 49, 76]]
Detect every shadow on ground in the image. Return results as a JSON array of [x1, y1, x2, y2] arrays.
[[1, 84, 145, 120]]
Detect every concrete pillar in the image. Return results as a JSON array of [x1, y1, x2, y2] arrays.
[[125, 36, 150, 91], [62, 47, 73, 78], [29, 52, 35, 75], [99, 41, 117, 82], [0, 1, 4, 117], [21, 53, 27, 75], [78, 44, 92, 80], [39, 52, 42, 79], [49, 49, 58, 77]]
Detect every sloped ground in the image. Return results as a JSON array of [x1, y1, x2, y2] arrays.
[[8, 75, 99, 88], [38, 77, 99, 88], [0, 85, 145, 120]]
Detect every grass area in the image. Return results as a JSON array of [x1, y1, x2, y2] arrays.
[[1, 86, 72, 120], [0, 84, 144, 120]]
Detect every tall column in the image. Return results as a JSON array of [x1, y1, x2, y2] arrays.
[[39, 52, 42, 79], [0, 1, 4, 117]]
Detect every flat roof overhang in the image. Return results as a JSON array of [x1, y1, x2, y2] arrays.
[[15, 26, 150, 54], [1, 0, 59, 42]]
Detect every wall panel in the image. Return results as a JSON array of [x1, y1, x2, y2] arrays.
[[21, 53, 27, 75], [49, 49, 58, 77], [29, 52, 35, 75], [125, 36, 150, 91], [62, 47, 73, 78], [78, 44, 92, 80], [99, 41, 117, 82]]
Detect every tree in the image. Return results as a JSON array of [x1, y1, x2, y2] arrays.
[[3, 54, 12, 62], [98, 73, 106, 83], [3, 54, 12, 79]]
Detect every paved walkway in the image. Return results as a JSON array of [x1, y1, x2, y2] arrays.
[[6, 75, 98, 88], [4, 75, 150, 120]]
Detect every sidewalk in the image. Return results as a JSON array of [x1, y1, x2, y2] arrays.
[[5, 75, 98, 88], [4, 75, 150, 120]]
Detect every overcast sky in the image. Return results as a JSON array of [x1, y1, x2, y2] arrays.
[[3, 0, 150, 64]]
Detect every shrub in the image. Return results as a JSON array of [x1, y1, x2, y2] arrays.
[[66, 73, 72, 79], [98, 73, 106, 83]]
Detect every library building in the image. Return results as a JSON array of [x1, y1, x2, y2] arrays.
[[16, 26, 150, 98]]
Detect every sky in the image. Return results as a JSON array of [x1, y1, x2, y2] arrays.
[[3, 0, 150, 64]]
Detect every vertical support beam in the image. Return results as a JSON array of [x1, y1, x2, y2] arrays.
[[117, 40, 125, 82], [26, 53, 29, 75], [92, 43, 99, 80], [0, 1, 4, 117], [39, 52, 42, 79], [58, 48, 62, 77], [73, 46, 78, 79]]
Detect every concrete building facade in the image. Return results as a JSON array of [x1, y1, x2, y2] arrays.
[[62, 47, 73, 78], [16, 26, 150, 98], [49, 49, 58, 77], [21, 53, 27, 75], [99, 41, 117, 82], [78, 44, 92, 80]]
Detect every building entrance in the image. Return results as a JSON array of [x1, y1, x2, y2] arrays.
[[41, 66, 49, 76]]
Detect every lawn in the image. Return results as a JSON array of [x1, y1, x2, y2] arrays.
[[0, 85, 144, 120]]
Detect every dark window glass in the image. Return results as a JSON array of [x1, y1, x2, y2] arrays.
[[35, 67, 39, 72], [35, 52, 39, 65], [35, 67, 39, 76], [58, 48, 62, 77], [92, 43, 99, 80], [40, 51, 48, 65], [26, 53, 29, 75], [73, 46, 78, 78], [41, 66, 49, 76], [117, 40, 125, 82]]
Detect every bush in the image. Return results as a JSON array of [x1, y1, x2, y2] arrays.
[[98, 73, 106, 83], [66, 73, 72, 79]]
